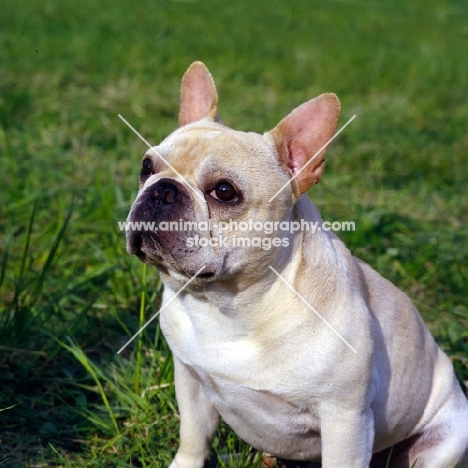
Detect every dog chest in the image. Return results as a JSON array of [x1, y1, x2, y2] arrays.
[[192, 361, 323, 459]]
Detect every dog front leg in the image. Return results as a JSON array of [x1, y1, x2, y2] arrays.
[[169, 357, 220, 468], [320, 404, 374, 468]]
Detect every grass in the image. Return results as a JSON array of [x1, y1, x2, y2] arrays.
[[0, 0, 467, 466]]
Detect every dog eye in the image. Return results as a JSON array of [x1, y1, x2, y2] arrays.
[[209, 182, 238, 203], [141, 158, 154, 177]]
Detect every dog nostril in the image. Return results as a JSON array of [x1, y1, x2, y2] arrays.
[[163, 188, 178, 204], [151, 183, 179, 204]]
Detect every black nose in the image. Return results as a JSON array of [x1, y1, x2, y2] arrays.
[[130, 178, 191, 225], [150, 180, 180, 205]]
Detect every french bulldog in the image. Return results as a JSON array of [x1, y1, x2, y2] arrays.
[[126, 61, 468, 467]]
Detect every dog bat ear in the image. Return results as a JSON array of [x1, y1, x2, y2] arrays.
[[267, 93, 340, 193], [179, 61, 221, 126]]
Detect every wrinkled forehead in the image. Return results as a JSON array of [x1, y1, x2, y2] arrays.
[[146, 121, 273, 176], [163, 124, 232, 160]]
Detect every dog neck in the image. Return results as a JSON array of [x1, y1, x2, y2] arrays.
[[166, 196, 349, 337]]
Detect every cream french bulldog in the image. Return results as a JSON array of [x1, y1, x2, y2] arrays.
[[126, 62, 468, 468]]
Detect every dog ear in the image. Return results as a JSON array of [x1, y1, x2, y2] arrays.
[[179, 61, 221, 126], [267, 93, 340, 193]]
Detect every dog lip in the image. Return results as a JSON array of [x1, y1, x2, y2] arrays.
[[128, 244, 148, 263], [126, 234, 151, 263], [135, 249, 148, 262], [126, 235, 142, 256]]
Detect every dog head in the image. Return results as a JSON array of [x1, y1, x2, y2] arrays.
[[126, 62, 340, 287]]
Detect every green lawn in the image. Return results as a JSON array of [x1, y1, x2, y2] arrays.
[[0, 0, 467, 466]]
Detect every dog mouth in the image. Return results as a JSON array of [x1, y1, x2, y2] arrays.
[[129, 237, 147, 262], [127, 233, 219, 282], [126, 232, 155, 264], [162, 265, 219, 284], [196, 270, 216, 280]]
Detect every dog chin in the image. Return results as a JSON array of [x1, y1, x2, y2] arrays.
[[132, 246, 221, 283], [157, 263, 220, 288]]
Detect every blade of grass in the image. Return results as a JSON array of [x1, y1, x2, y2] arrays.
[[57, 336, 120, 435], [31, 200, 74, 305], [0, 234, 12, 290], [0, 404, 17, 413], [16, 198, 37, 299], [135, 262, 147, 396], [385, 444, 394, 468]]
